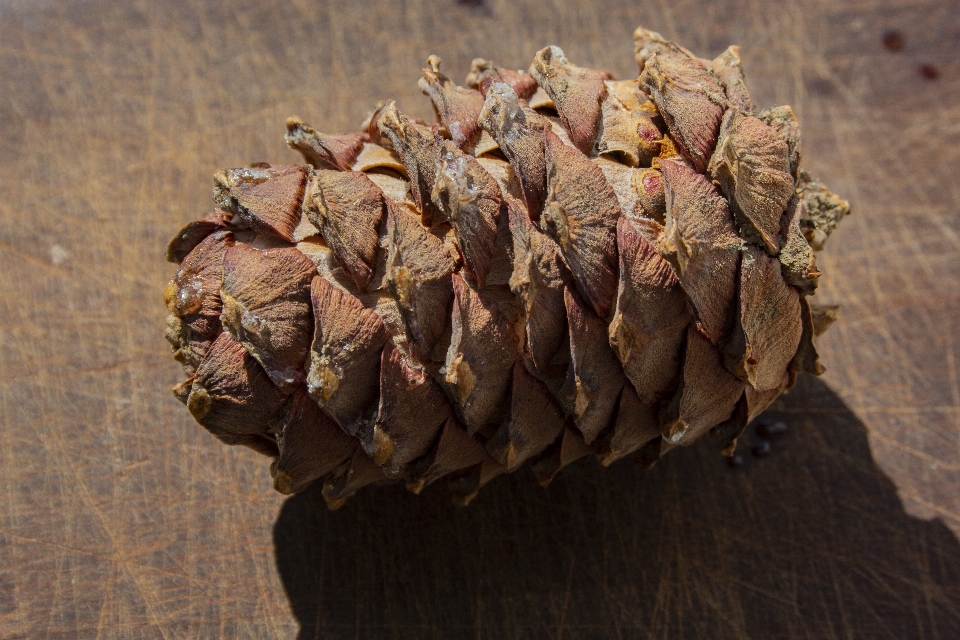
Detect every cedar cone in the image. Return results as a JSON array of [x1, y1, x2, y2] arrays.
[[164, 27, 849, 509]]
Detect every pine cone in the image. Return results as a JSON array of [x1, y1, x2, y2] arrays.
[[165, 27, 849, 508]]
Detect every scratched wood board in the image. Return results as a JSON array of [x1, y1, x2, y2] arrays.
[[0, 0, 958, 637]]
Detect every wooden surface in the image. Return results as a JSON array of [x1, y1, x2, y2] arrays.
[[1, 0, 959, 637]]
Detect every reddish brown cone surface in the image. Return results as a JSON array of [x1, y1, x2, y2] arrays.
[[165, 27, 850, 509]]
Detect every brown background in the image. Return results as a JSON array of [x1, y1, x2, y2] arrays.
[[2, 0, 959, 637]]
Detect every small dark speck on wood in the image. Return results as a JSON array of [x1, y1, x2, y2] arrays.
[[882, 31, 904, 51], [756, 419, 788, 440], [807, 77, 836, 96], [919, 65, 939, 80], [752, 440, 772, 457]]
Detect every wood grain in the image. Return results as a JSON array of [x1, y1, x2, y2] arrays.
[[0, 0, 958, 637]]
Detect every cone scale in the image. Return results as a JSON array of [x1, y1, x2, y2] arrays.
[[165, 27, 849, 508]]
